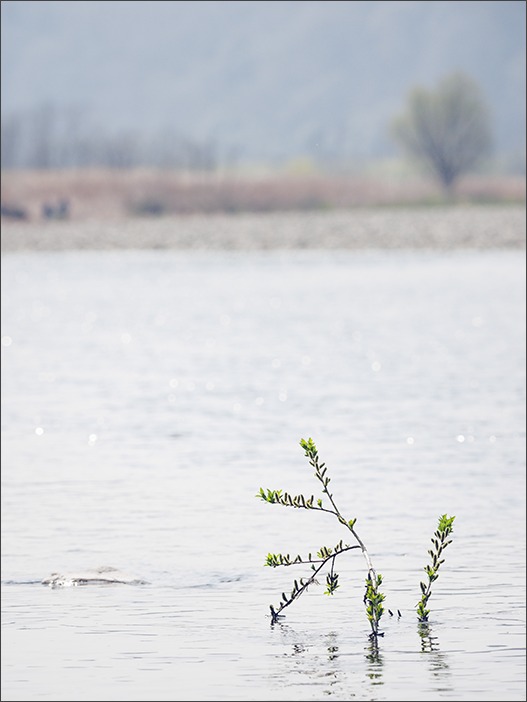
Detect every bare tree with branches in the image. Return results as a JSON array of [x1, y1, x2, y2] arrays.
[[391, 73, 493, 195]]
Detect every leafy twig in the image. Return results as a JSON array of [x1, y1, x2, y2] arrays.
[[258, 437, 385, 639], [416, 514, 455, 621]]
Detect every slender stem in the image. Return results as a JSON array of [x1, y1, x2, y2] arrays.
[[263, 439, 386, 637], [314, 456, 377, 575], [309, 501, 377, 579], [269, 550, 347, 622], [309, 447, 382, 636]]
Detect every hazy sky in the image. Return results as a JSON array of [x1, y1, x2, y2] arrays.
[[1, 0, 525, 165]]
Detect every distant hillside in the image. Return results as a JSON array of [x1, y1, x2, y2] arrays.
[[1, 0, 525, 169]]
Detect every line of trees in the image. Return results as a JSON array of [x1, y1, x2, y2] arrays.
[[2, 73, 495, 196], [1, 104, 220, 171]]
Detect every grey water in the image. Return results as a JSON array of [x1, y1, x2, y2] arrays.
[[1, 247, 525, 701]]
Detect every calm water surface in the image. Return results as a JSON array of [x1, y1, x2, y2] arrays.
[[1, 247, 525, 701]]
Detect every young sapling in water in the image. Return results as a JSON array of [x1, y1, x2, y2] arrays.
[[258, 437, 385, 639], [258, 438, 455, 642], [416, 514, 456, 621]]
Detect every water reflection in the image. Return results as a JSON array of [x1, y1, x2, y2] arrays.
[[365, 639, 384, 687], [2, 250, 525, 701], [326, 631, 339, 661], [418, 620, 441, 653], [270, 614, 455, 699], [417, 622, 453, 692], [272, 622, 350, 697]]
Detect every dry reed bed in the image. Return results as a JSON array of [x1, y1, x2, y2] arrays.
[[1, 168, 525, 222]]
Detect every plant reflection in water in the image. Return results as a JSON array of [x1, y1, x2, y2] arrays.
[[365, 639, 385, 686], [418, 621, 453, 692], [271, 622, 347, 697]]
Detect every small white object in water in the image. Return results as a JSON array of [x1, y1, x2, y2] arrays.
[[42, 566, 147, 587]]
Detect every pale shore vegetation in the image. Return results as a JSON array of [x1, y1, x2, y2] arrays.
[[1, 169, 525, 252]]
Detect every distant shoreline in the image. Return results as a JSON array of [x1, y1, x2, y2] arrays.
[[2, 205, 525, 253]]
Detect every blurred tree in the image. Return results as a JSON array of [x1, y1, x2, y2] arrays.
[[0, 114, 21, 169], [30, 103, 57, 169], [391, 73, 493, 194]]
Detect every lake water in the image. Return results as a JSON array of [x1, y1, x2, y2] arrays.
[[1, 247, 525, 701]]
